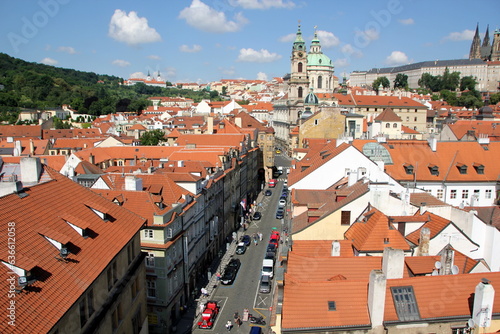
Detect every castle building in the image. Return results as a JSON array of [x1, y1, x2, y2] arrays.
[[469, 24, 500, 62]]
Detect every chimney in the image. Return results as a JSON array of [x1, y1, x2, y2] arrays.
[[124, 175, 143, 191], [29, 139, 35, 155], [207, 116, 214, 134], [89, 153, 95, 164], [235, 117, 242, 128], [382, 247, 404, 279], [331, 241, 341, 256], [427, 136, 437, 152], [20, 157, 42, 184], [439, 246, 454, 275], [472, 278, 495, 329], [177, 160, 184, 167], [368, 270, 387, 328], [418, 227, 430, 256]]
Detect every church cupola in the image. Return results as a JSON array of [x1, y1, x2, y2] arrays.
[[293, 22, 306, 52]]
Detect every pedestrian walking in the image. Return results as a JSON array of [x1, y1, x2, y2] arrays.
[[236, 316, 242, 327], [226, 320, 233, 331], [258, 232, 263, 241]]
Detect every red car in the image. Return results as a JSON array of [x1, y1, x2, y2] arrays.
[[269, 231, 280, 246], [197, 301, 220, 329]]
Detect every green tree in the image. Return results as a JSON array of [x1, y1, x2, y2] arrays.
[[372, 76, 390, 92], [221, 86, 228, 96], [393, 74, 408, 90], [460, 76, 477, 91], [489, 92, 500, 105], [140, 129, 165, 145], [441, 67, 460, 91], [439, 90, 458, 106], [458, 90, 483, 109]]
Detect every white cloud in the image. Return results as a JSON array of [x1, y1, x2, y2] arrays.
[[334, 58, 349, 68], [179, 44, 202, 53], [398, 18, 414, 25], [112, 59, 131, 67], [228, 0, 295, 9], [316, 30, 340, 48], [385, 51, 409, 65], [219, 66, 236, 77], [237, 48, 282, 62], [444, 29, 474, 41], [165, 67, 177, 79], [129, 71, 146, 79], [363, 28, 379, 41], [108, 9, 161, 45], [341, 44, 363, 58], [256, 72, 268, 81], [179, 0, 248, 33], [279, 33, 296, 43], [57, 46, 77, 54], [148, 55, 161, 60], [40, 57, 58, 65]]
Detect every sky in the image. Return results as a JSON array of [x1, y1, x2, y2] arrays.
[[1, 0, 499, 84]]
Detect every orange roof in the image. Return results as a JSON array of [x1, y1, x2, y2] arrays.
[[0, 124, 42, 138], [405, 249, 479, 275], [333, 93, 426, 108], [374, 107, 402, 122], [290, 240, 355, 257], [446, 120, 500, 140], [345, 207, 411, 252], [0, 167, 145, 333], [42, 128, 103, 139]]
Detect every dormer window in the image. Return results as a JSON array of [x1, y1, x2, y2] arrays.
[[473, 163, 484, 174], [428, 164, 439, 176], [456, 163, 467, 174], [403, 163, 414, 175]]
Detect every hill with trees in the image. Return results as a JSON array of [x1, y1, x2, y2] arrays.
[[0, 53, 221, 124]]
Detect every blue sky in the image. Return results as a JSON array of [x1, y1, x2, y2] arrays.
[[1, 0, 499, 84]]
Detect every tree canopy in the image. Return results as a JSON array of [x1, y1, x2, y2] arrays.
[[372, 76, 390, 92], [393, 73, 409, 90], [140, 129, 166, 146]]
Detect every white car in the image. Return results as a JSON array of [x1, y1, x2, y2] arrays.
[[278, 198, 286, 208]]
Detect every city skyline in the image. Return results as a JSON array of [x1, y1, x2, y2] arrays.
[[1, 0, 499, 84]]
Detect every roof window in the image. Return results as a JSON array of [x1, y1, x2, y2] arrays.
[[428, 164, 439, 176], [473, 163, 484, 174], [327, 301, 336, 311], [403, 163, 414, 175], [456, 163, 467, 174], [390, 286, 420, 321]]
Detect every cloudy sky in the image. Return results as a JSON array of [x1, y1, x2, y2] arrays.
[[1, 0, 498, 83]]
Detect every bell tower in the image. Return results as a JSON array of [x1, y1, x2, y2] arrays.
[[288, 22, 309, 102]]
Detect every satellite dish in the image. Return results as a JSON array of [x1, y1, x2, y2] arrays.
[[431, 270, 439, 276], [451, 265, 459, 275], [468, 318, 475, 328], [434, 261, 442, 269]]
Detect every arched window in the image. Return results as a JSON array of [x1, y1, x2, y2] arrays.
[[393, 123, 397, 128], [298, 62, 303, 73], [318, 76, 322, 89], [298, 87, 303, 98], [385, 123, 390, 128]]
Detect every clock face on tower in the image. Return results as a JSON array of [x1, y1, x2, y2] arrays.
[[298, 52, 303, 57]]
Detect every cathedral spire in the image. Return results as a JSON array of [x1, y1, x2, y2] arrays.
[[469, 23, 482, 60], [293, 21, 305, 51], [482, 24, 490, 47]]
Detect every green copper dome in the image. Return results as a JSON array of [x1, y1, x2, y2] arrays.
[[304, 88, 319, 105], [307, 53, 333, 68]]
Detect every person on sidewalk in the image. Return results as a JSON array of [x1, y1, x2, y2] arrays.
[[226, 320, 233, 331]]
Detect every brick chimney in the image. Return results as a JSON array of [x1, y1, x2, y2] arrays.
[[382, 247, 404, 279], [417, 227, 431, 256], [207, 116, 214, 134], [124, 175, 143, 191], [20, 157, 42, 185], [368, 270, 386, 328]]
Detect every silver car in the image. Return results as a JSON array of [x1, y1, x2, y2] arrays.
[[259, 275, 271, 294]]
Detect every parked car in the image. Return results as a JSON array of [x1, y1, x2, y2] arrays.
[[253, 212, 262, 220], [270, 230, 280, 244], [259, 275, 271, 294], [221, 259, 241, 285], [197, 301, 220, 329], [235, 242, 247, 255], [265, 190, 272, 196], [276, 209, 284, 219], [264, 251, 275, 261], [266, 243, 277, 254], [278, 198, 286, 208], [241, 235, 251, 246]]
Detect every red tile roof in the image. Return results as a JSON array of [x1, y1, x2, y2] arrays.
[[0, 125, 42, 138], [374, 107, 402, 122], [0, 166, 145, 333]]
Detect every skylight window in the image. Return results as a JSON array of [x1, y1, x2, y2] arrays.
[[390, 286, 420, 321], [328, 301, 336, 311]]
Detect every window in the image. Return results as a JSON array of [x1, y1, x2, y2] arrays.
[[131, 276, 139, 300], [473, 189, 480, 198], [406, 116, 409, 121], [314, 119, 319, 125], [390, 286, 420, 321], [298, 62, 303, 72], [474, 164, 485, 174], [143, 229, 153, 239], [414, 117, 417, 121], [450, 189, 457, 199], [127, 240, 134, 264], [112, 261, 118, 283], [386, 123, 390, 128], [404, 164, 414, 175], [341, 211, 351, 225], [87, 289, 94, 318], [318, 76, 322, 89], [429, 165, 439, 176], [298, 87, 303, 98], [146, 252, 155, 267], [462, 189, 469, 199], [393, 123, 397, 128], [485, 189, 492, 199], [451, 326, 468, 334], [437, 189, 443, 199], [384, 237, 390, 244], [327, 301, 336, 311], [457, 164, 467, 174], [147, 280, 156, 298]]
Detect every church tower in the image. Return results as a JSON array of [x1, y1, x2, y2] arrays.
[[491, 29, 500, 61], [482, 25, 490, 48], [307, 26, 335, 94], [288, 23, 309, 102], [469, 23, 482, 60]]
